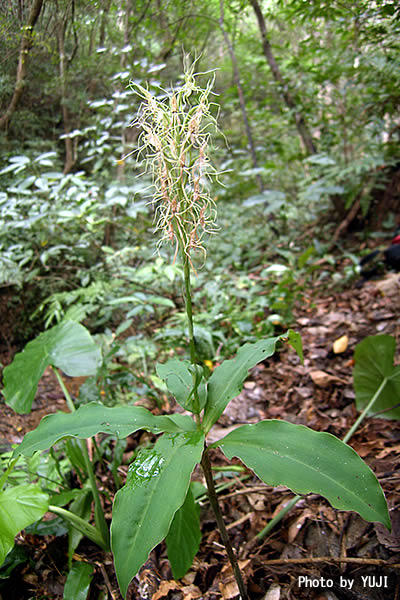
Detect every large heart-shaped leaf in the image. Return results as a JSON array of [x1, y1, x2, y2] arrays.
[[203, 330, 302, 432], [14, 403, 196, 457], [354, 334, 400, 420], [2, 321, 102, 414], [111, 431, 204, 598], [166, 483, 201, 579], [215, 420, 390, 530], [0, 484, 49, 565]]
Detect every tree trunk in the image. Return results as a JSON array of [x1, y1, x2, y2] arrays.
[[248, 0, 317, 156], [0, 0, 44, 131], [57, 19, 75, 174], [219, 0, 263, 192], [99, 0, 112, 47], [155, 0, 183, 61]]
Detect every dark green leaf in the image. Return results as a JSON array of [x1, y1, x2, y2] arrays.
[[26, 515, 67, 537], [111, 431, 204, 598], [14, 403, 193, 458], [216, 420, 390, 530], [166, 484, 201, 579], [0, 545, 28, 579], [157, 359, 207, 413], [67, 490, 92, 568]]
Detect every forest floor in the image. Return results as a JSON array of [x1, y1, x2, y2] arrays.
[[0, 269, 400, 600]]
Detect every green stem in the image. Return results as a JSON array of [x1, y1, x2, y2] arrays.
[[342, 377, 387, 443], [50, 446, 70, 487], [49, 505, 108, 551], [256, 495, 301, 540], [52, 367, 110, 549], [201, 449, 249, 600], [182, 251, 201, 424], [256, 378, 388, 540], [183, 254, 197, 366], [52, 367, 75, 413]]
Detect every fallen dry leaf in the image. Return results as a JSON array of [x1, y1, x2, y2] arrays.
[[288, 509, 314, 543], [151, 580, 181, 600], [309, 369, 346, 387], [218, 560, 251, 599], [375, 510, 400, 551], [374, 273, 400, 296]]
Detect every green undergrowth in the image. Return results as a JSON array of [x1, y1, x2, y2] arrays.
[[0, 148, 360, 406]]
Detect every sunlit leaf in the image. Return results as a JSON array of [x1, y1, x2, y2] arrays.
[[0, 485, 49, 566], [3, 321, 102, 414]]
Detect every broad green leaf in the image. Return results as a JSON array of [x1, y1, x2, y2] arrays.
[[0, 484, 49, 565], [215, 420, 390, 530], [10, 155, 31, 165], [156, 359, 207, 413], [242, 189, 286, 207], [111, 431, 204, 598], [63, 561, 94, 600], [354, 335, 400, 420], [298, 246, 315, 269], [14, 403, 195, 457], [33, 151, 57, 164], [3, 321, 102, 414], [203, 333, 294, 432], [166, 484, 201, 579]]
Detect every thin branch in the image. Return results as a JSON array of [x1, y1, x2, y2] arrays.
[[263, 556, 400, 568]]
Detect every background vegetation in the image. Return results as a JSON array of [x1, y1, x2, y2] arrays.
[[1, 0, 399, 379]]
